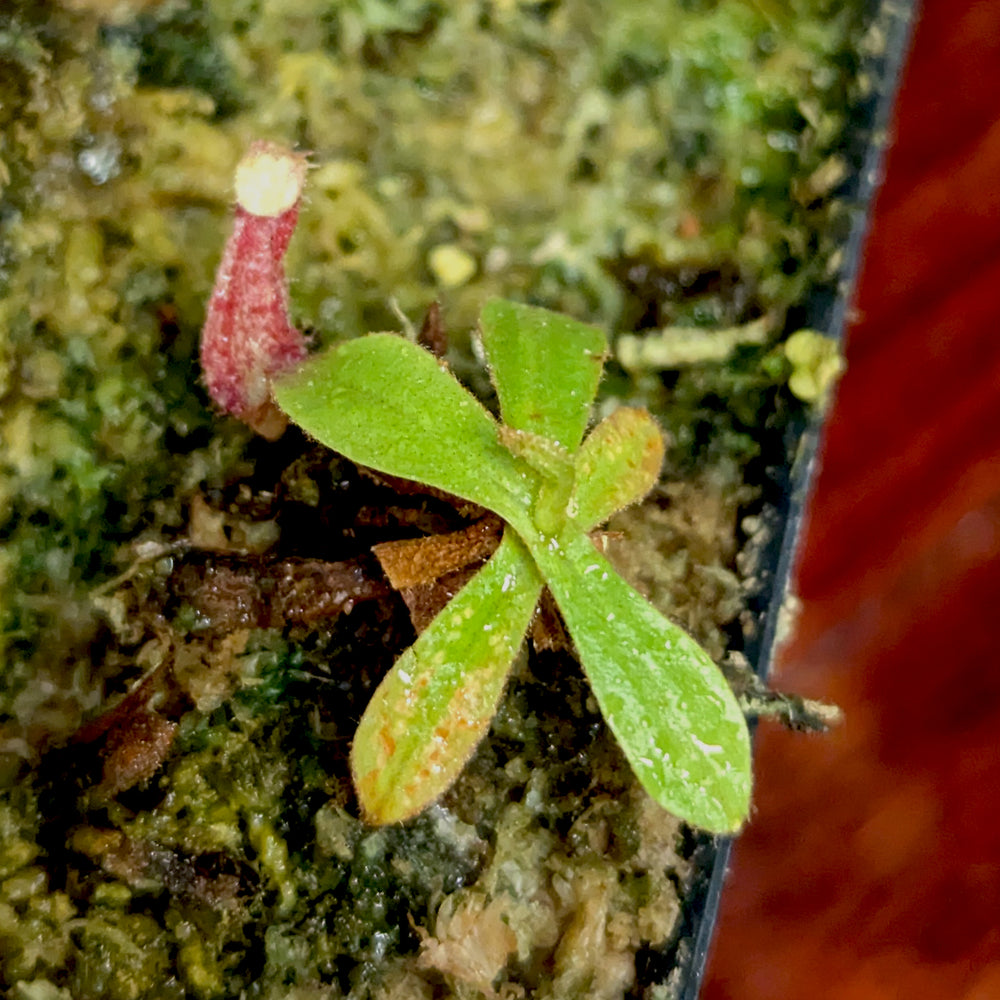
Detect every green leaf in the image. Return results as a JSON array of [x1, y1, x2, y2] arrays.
[[274, 334, 535, 532], [480, 299, 607, 450], [571, 407, 665, 531], [351, 531, 543, 824], [526, 530, 751, 833]]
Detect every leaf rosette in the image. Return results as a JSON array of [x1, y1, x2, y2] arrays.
[[275, 299, 751, 833]]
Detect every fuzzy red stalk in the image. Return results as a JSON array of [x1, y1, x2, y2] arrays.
[[200, 141, 310, 439]]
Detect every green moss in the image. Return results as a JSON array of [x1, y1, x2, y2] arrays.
[[70, 908, 172, 1000]]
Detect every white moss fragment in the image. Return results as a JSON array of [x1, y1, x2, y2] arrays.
[[10, 980, 73, 1000], [417, 891, 517, 993], [618, 315, 772, 370]]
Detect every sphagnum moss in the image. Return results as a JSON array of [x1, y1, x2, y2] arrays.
[[0, 1, 873, 996]]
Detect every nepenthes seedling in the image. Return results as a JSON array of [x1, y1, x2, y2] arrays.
[[201, 141, 751, 833], [273, 300, 752, 833]]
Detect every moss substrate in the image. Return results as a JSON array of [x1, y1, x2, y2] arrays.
[[0, 1, 877, 997]]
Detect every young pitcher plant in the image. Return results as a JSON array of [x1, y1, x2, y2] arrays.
[[203, 143, 752, 834], [273, 301, 752, 833]]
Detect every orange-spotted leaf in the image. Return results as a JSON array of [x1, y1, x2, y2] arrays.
[[351, 531, 543, 824]]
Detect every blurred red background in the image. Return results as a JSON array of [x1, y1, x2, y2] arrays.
[[702, 1, 1000, 997]]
